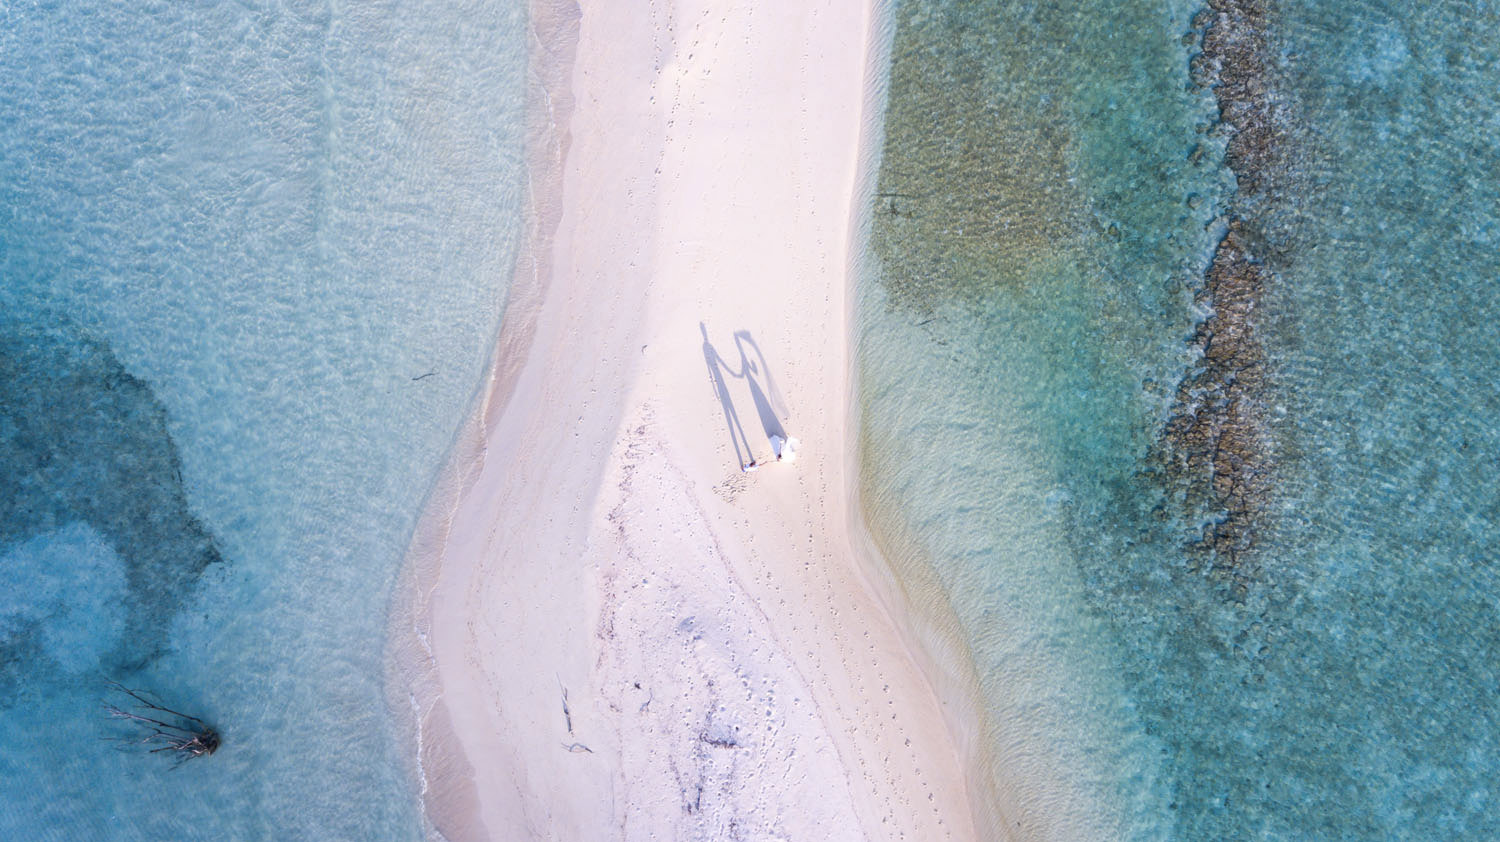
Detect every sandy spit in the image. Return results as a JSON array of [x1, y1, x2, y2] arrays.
[[388, 1, 990, 839]]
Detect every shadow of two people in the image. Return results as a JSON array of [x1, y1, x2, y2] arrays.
[[700, 322, 789, 469]]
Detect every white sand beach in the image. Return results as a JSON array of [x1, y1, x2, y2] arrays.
[[391, 0, 990, 838]]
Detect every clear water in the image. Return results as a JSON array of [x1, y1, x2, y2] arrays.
[[859, 0, 1500, 838], [0, 2, 527, 838]]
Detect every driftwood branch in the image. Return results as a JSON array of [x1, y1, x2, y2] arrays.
[[102, 681, 220, 766], [559, 681, 574, 736]]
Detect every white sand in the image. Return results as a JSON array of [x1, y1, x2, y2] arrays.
[[390, 0, 991, 838]]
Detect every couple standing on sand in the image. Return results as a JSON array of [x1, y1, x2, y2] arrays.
[[745, 433, 799, 472], [700, 323, 799, 473]]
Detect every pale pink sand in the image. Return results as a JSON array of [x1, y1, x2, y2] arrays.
[[390, 1, 995, 838]]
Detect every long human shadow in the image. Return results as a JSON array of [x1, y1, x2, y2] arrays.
[[732, 330, 788, 444], [701, 322, 753, 468]]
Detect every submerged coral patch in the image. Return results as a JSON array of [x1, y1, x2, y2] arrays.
[[0, 319, 221, 691]]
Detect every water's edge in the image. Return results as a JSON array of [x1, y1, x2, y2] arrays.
[[383, 3, 582, 840], [842, 2, 1010, 838]]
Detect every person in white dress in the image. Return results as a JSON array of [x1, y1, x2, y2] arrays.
[[769, 434, 799, 463]]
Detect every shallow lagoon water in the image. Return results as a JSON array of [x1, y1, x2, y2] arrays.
[[1, 2, 526, 838], [860, 0, 1500, 838]]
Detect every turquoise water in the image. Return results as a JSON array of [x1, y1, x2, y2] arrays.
[[1, 2, 526, 838], [861, 0, 1500, 838]]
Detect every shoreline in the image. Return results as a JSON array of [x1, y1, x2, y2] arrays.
[[389, 1, 988, 838], [385, 3, 582, 840], [841, 4, 1010, 837]]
